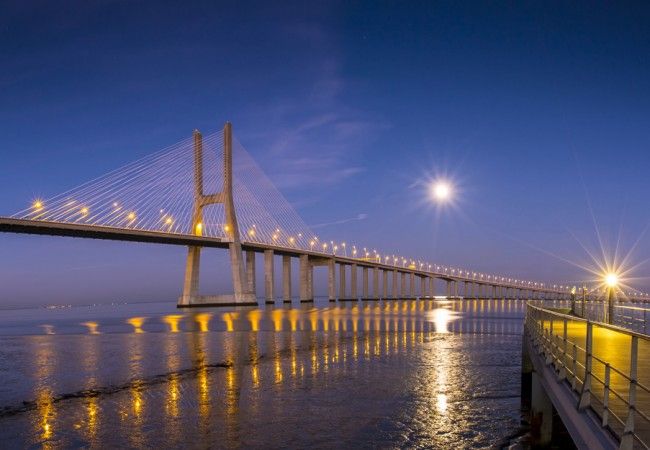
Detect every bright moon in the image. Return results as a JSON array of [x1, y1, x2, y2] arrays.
[[431, 181, 452, 202]]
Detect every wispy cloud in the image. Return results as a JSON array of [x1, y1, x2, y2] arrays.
[[238, 24, 388, 192], [311, 213, 368, 229]]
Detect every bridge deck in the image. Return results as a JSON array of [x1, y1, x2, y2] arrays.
[[0, 217, 564, 291]]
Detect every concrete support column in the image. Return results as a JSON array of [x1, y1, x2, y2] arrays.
[[328, 259, 336, 302], [409, 273, 415, 298], [401, 272, 407, 298], [339, 264, 346, 299], [179, 246, 201, 306], [246, 250, 256, 298], [362, 267, 369, 299], [531, 372, 554, 446], [382, 270, 388, 299], [420, 276, 426, 298], [264, 250, 274, 304], [350, 264, 358, 299], [373, 267, 380, 299], [392, 270, 398, 299], [299, 255, 312, 302], [454, 281, 459, 297], [429, 277, 435, 297], [282, 255, 291, 303], [446, 280, 451, 297]]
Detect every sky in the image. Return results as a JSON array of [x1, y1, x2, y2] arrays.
[[1, 1, 650, 306]]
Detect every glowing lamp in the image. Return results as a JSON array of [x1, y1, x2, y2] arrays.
[[605, 273, 619, 288]]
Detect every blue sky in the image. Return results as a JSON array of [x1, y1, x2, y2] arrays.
[[1, 1, 650, 305]]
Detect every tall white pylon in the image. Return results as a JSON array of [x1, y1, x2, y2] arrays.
[[179, 122, 255, 307]]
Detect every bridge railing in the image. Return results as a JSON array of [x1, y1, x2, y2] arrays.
[[572, 301, 650, 336], [526, 302, 650, 449]]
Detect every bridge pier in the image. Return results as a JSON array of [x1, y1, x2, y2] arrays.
[[282, 255, 291, 303], [328, 259, 336, 302], [350, 263, 358, 300], [264, 250, 274, 304], [362, 267, 369, 299], [409, 273, 415, 299], [382, 269, 388, 299], [299, 255, 312, 302], [339, 264, 346, 300], [371, 267, 379, 300], [420, 276, 426, 298], [401, 272, 407, 298], [179, 246, 201, 306], [392, 270, 398, 299], [246, 250, 256, 298]]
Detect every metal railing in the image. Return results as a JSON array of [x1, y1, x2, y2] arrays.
[[525, 302, 650, 449], [573, 301, 650, 336]]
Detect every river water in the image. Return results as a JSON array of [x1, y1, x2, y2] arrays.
[[0, 298, 539, 448]]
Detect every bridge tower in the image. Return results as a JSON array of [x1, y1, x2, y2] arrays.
[[178, 122, 255, 307]]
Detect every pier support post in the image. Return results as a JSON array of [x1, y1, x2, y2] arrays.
[[246, 250, 256, 299], [362, 267, 369, 299], [339, 264, 346, 299], [429, 277, 435, 297], [264, 250, 274, 304], [328, 259, 336, 302], [401, 272, 407, 298], [420, 276, 426, 298], [392, 270, 398, 299], [382, 270, 388, 299], [531, 372, 554, 446], [180, 246, 201, 306], [409, 273, 415, 299], [372, 267, 379, 300], [351, 264, 358, 300], [299, 255, 312, 302], [282, 255, 291, 303]]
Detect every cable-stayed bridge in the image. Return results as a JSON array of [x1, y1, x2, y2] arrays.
[[0, 122, 580, 306]]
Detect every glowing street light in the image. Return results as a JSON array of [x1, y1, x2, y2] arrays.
[[605, 273, 618, 288]]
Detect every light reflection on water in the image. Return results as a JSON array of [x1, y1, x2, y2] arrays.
[[0, 298, 567, 448]]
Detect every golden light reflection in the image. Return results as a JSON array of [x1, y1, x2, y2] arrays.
[[223, 312, 239, 332], [162, 315, 183, 333], [126, 316, 146, 333], [86, 396, 98, 439], [81, 321, 100, 335], [194, 313, 212, 332], [37, 389, 54, 441], [247, 310, 261, 332], [132, 387, 143, 417], [162, 373, 180, 420]]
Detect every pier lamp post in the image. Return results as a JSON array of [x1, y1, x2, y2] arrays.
[[605, 273, 618, 324]]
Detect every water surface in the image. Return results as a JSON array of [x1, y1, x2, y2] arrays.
[[0, 298, 534, 448]]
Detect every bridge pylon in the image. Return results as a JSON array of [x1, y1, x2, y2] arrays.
[[178, 122, 256, 307]]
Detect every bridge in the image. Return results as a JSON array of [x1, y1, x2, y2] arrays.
[[0, 122, 574, 307]]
